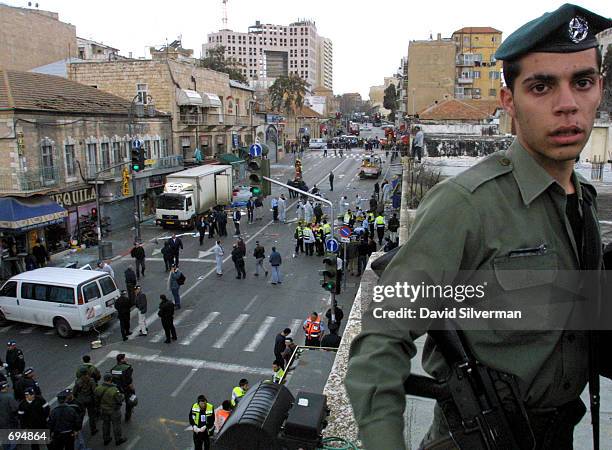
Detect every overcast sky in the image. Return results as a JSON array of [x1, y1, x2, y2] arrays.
[[5, 0, 608, 98]]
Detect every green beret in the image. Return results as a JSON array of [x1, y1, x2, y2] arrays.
[[495, 3, 611, 61]]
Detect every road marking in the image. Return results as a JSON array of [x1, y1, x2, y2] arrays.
[[212, 314, 248, 349], [19, 326, 35, 334], [171, 368, 198, 397], [145, 258, 215, 263], [244, 295, 259, 311], [150, 309, 193, 343], [128, 311, 162, 341], [244, 316, 275, 352], [180, 311, 220, 346], [126, 436, 142, 450], [0, 325, 15, 334], [290, 318, 303, 342], [152, 248, 161, 256], [105, 350, 270, 375]]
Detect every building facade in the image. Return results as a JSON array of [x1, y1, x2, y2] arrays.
[[204, 19, 333, 91], [451, 27, 503, 100], [406, 35, 456, 115], [0, 4, 77, 72], [77, 37, 121, 61], [68, 57, 266, 161], [0, 70, 177, 256]]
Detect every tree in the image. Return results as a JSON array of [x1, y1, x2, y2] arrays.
[[268, 74, 309, 140], [600, 44, 612, 114], [383, 84, 399, 122], [199, 46, 248, 84]]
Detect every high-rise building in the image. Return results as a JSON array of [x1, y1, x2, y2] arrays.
[[203, 19, 333, 92], [451, 27, 503, 100]]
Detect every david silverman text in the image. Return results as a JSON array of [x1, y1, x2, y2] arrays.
[[373, 307, 522, 319]]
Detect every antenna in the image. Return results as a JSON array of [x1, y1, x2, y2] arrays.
[[222, 0, 228, 27]]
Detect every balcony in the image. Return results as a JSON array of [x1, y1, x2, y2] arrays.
[[457, 77, 474, 84], [148, 155, 183, 170], [179, 113, 206, 126], [0, 167, 62, 193], [456, 57, 474, 66]]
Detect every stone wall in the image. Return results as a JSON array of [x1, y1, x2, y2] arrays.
[[0, 4, 77, 71]]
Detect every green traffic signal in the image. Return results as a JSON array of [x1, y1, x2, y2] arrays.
[[322, 253, 337, 292]]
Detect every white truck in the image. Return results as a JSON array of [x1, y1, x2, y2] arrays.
[[155, 165, 233, 229]]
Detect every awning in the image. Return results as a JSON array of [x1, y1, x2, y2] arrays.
[[0, 196, 67, 232], [217, 153, 245, 165], [176, 89, 203, 106], [201, 92, 222, 108]]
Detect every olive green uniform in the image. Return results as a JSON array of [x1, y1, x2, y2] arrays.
[[95, 381, 124, 444], [345, 140, 601, 449]]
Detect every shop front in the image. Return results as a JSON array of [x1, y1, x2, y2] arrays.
[[52, 186, 98, 248]]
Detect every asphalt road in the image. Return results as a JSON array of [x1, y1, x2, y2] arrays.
[[7, 140, 394, 450]]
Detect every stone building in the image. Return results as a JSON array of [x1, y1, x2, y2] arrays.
[[77, 37, 122, 61], [68, 56, 266, 161], [0, 4, 77, 72], [0, 70, 177, 255]]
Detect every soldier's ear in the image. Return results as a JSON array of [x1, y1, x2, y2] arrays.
[[500, 87, 516, 119]]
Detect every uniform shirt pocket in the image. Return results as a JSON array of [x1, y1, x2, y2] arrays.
[[493, 248, 558, 291]]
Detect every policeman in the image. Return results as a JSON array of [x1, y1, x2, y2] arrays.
[[231, 379, 249, 407], [322, 220, 332, 241], [73, 367, 98, 436], [111, 353, 136, 422], [0, 380, 17, 431], [294, 223, 304, 256], [5, 340, 25, 387], [17, 387, 50, 441], [48, 389, 80, 450], [75, 354, 101, 384], [272, 361, 285, 384], [345, 5, 611, 449], [114, 290, 132, 341], [189, 394, 215, 450], [95, 373, 126, 446], [14, 367, 41, 402], [374, 212, 386, 245]]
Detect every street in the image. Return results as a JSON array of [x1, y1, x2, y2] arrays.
[[7, 132, 392, 449]]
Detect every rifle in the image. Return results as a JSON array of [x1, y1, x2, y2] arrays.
[[403, 323, 535, 450]]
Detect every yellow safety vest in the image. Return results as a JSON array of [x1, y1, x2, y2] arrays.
[[376, 216, 385, 226], [273, 368, 286, 384], [323, 223, 332, 235], [191, 402, 214, 428], [231, 386, 246, 407], [295, 227, 303, 239]]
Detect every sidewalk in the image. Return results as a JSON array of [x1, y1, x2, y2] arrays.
[[49, 216, 166, 269]]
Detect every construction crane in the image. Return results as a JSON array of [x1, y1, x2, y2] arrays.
[[222, 0, 228, 27]]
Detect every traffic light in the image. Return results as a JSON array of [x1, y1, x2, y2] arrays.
[[131, 146, 144, 172], [90, 207, 98, 222], [248, 156, 263, 197], [321, 253, 337, 292]]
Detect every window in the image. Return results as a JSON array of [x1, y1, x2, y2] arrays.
[[48, 286, 75, 304], [137, 83, 148, 104], [473, 71, 480, 79], [489, 71, 501, 79], [78, 47, 85, 59], [112, 142, 121, 164], [101, 142, 110, 169], [0, 281, 17, 298], [21, 283, 71, 302], [82, 282, 101, 302], [98, 277, 117, 296], [87, 143, 97, 167], [489, 88, 497, 97], [64, 144, 76, 178], [153, 140, 160, 159], [161, 139, 169, 158]]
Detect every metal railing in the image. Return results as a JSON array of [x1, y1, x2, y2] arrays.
[[149, 155, 183, 170], [0, 167, 62, 192]]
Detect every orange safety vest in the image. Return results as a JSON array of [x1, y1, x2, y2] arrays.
[[303, 317, 322, 338]]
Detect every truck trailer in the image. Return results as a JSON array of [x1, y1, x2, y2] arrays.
[[155, 165, 233, 229]]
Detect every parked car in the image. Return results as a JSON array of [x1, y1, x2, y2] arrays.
[[308, 138, 327, 149]]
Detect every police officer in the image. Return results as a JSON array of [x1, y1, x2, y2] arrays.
[[0, 381, 18, 432], [231, 379, 249, 407], [346, 5, 611, 449], [14, 367, 40, 402], [95, 373, 126, 446], [73, 367, 98, 436], [76, 355, 101, 384], [375, 212, 385, 246], [189, 394, 215, 450], [5, 340, 25, 387], [48, 389, 80, 450], [114, 290, 132, 341], [272, 361, 285, 384], [294, 223, 304, 257], [17, 387, 50, 448], [111, 353, 136, 422]]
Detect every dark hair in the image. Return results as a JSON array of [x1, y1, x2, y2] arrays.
[[503, 46, 603, 92], [239, 378, 249, 386], [222, 400, 232, 410], [197, 394, 207, 402], [103, 373, 112, 382], [82, 355, 91, 363], [160, 294, 168, 301], [283, 327, 291, 334]]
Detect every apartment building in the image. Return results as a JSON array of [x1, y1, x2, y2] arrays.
[[204, 19, 333, 91]]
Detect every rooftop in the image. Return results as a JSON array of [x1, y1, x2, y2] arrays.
[[419, 98, 500, 121], [452, 27, 503, 34]]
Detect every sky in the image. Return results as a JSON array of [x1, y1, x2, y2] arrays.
[[5, 0, 608, 98]]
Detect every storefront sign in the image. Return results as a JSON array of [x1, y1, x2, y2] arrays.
[[266, 114, 284, 124], [53, 187, 97, 208], [149, 175, 164, 188], [122, 167, 130, 196], [16, 132, 24, 156]]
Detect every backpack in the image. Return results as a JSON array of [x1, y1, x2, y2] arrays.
[[177, 272, 186, 285]]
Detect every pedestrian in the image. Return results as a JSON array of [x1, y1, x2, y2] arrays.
[[134, 285, 148, 336], [130, 241, 146, 278], [214, 400, 232, 434], [168, 265, 184, 309], [161, 240, 173, 272], [328, 171, 334, 191], [271, 196, 279, 222], [383, 236, 398, 252], [5, 340, 25, 387], [382, 179, 392, 204], [14, 368, 41, 403], [293, 223, 304, 257], [97, 260, 115, 279], [232, 208, 242, 236], [321, 326, 341, 349], [296, 201, 305, 222], [373, 182, 380, 201], [114, 290, 132, 341], [369, 194, 378, 212], [48, 389, 80, 450], [278, 194, 287, 223], [230, 379, 249, 407], [213, 240, 224, 277], [17, 387, 50, 448], [357, 238, 369, 276], [196, 215, 208, 246], [355, 194, 363, 211], [411, 126, 424, 163], [325, 304, 344, 331], [303, 312, 325, 347], [346, 6, 611, 448], [32, 239, 49, 268], [73, 367, 98, 436], [95, 373, 126, 446], [274, 328, 291, 368], [169, 233, 183, 267], [217, 209, 228, 237], [253, 241, 268, 277], [375, 212, 386, 246], [208, 210, 217, 239], [111, 353, 136, 422], [335, 255, 343, 295], [76, 355, 101, 385], [272, 361, 286, 384], [314, 202, 323, 224], [303, 224, 315, 256], [388, 213, 400, 243], [124, 266, 137, 304], [237, 237, 246, 255], [158, 294, 177, 343], [269, 246, 282, 285], [189, 394, 215, 450], [255, 196, 264, 221], [0, 380, 18, 432], [282, 338, 297, 368], [367, 237, 377, 257], [246, 197, 255, 224], [339, 196, 349, 216], [231, 244, 246, 279]]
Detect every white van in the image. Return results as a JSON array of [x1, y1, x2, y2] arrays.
[[0, 268, 120, 338], [308, 138, 327, 149]]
